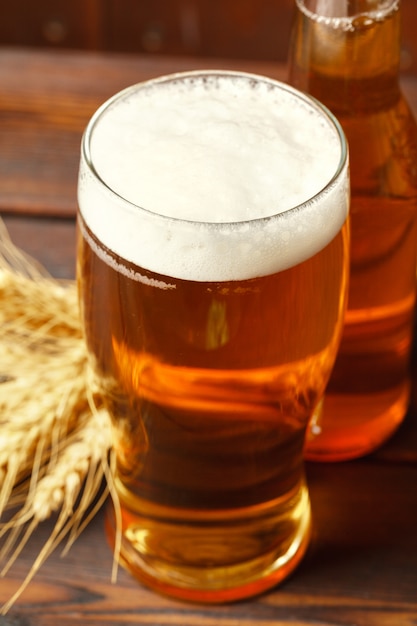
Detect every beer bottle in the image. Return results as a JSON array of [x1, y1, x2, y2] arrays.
[[288, 0, 417, 461]]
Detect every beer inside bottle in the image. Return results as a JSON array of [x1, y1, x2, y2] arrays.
[[289, 0, 417, 461], [77, 71, 349, 601]]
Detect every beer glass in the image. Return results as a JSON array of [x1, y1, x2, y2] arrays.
[[77, 71, 349, 602]]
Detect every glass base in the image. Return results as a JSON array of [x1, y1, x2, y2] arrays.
[[105, 486, 312, 603]]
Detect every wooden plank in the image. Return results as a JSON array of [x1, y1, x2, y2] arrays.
[[3, 214, 77, 279], [1, 460, 417, 625]]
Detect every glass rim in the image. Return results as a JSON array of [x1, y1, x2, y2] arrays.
[[81, 69, 349, 229]]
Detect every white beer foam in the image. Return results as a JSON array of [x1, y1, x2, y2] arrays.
[[78, 71, 349, 282]]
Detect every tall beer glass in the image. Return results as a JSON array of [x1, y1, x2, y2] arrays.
[[77, 71, 349, 602]]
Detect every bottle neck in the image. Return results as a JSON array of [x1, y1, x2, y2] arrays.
[[297, 0, 399, 18], [289, 0, 402, 113]]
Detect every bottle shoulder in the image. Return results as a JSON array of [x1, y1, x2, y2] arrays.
[[340, 92, 417, 143], [345, 95, 417, 197]]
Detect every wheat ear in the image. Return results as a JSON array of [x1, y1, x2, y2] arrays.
[[0, 405, 113, 615], [0, 217, 120, 614]]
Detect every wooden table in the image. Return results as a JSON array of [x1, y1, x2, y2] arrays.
[[1, 47, 417, 626]]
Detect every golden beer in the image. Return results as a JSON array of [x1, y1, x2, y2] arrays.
[[289, 0, 417, 460], [77, 72, 349, 601]]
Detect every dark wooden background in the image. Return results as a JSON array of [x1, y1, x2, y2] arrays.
[[0, 0, 416, 74]]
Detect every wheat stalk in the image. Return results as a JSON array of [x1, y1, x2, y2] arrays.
[[0, 344, 88, 512], [0, 405, 114, 615], [0, 218, 120, 614]]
